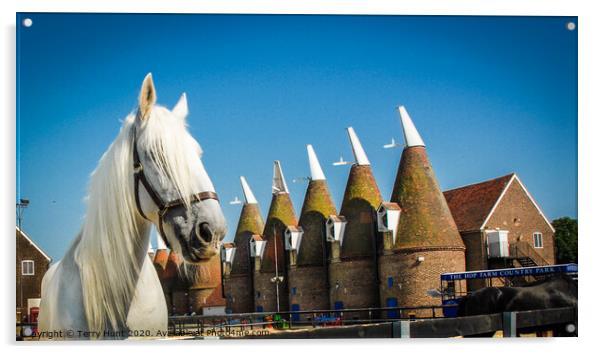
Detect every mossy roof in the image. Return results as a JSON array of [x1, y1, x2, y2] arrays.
[[260, 193, 297, 272], [231, 203, 265, 275], [390, 146, 464, 250], [339, 164, 383, 258], [297, 180, 337, 266]]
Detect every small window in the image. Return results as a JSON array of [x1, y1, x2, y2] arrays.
[[22, 260, 34, 275], [387, 277, 394, 289], [533, 232, 543, 248], [291, 287, 297, 295], [256, 291, 261, 299]]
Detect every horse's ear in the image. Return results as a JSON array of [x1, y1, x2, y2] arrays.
[[172, 93, 188, 119], [138, 73, 157, 121]]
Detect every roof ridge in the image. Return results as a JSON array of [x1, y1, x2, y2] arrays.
[[16, 226, 51, 261], [444, 173, 515, 194]]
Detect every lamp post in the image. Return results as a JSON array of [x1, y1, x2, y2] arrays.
[[16, 198, 30, 230], [270, 225, 284, 313]]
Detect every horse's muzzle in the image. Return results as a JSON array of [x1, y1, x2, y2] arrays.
[[186, 222, 218, 263]]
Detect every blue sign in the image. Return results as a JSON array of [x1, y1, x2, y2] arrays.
[[440, 263, 577, 281]]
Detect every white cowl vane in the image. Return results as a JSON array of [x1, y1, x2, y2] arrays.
[[272, 160, 289, 194], [240, 176, 258, 204], [307, 144, 326, 181], [397, 106, 426, 148], [346, 127, 371, 165]]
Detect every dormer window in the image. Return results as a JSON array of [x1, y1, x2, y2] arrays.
[[249, 235, 266, 258], [326, 215, 347, 245], [284, 226, 304, 251], [221, 244, 236, 264], [377, 202, 401, 241]]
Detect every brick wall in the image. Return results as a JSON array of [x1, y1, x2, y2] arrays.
[[460, 231, 488, 290], [378, 248, 465, 318], [328, 257, 379, 317], [16, 230, 50, 319], [224, 274, 254, 313], [253, 271, 289, 312], [172, 290, 189, 315], [484, 179, 556, 265], [288, 265, 330, 312]]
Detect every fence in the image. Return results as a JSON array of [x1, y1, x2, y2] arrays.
[[167, 304, 457, 335], [17, 306, 576, 339], [234, 306, 577, 338]]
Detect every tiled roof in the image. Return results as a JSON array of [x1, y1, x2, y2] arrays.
[[443, 173, 515, 232]]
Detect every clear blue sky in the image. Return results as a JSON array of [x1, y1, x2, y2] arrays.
[[16, 14, 577, 262]]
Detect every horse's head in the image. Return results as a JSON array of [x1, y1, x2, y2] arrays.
[[132, 73, 227, 263]]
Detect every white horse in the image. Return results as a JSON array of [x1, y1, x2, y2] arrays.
[[38, 74, 227, 339]]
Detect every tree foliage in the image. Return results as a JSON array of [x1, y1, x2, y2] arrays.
[[552, 217, 578, 264]]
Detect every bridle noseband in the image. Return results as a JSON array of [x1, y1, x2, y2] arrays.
[[131, 126, 219, 248]]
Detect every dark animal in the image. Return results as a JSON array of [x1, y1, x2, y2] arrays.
[[456, 275, 577, 337]]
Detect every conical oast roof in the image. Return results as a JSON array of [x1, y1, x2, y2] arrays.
[[339, 128, 383, 258], [391, 107, 464, 250], [153, 249, 170, 278], [153, 231, 170, 289], [231, 176, 265, 275], [163, 250, 184, 291], [297, 145, 337, 266], [260, 161, 297, 272]]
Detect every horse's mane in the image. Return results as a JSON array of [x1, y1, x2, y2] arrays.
[[74, 105, 203, 334]]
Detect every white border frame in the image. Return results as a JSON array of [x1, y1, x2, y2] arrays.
[[2, 1, 598, 353]]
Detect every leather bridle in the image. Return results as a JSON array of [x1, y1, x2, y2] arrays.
[[131, 126, 219, 248]]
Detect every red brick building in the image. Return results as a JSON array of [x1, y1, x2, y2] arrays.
[[222, 176, 265, 313], [219, 108, 557, 318], [254, 161, 297, 313], [328, 128, 383, 316], [16, 227, 51, 322], [287, 145, 336, 313], [444, 173, 556, 290], [378, 107, 465, 317], [155, 244, 227, 316]]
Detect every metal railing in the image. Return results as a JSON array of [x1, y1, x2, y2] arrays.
[[509, 241, 549, 266], [167, 304, 458, 336], [17, 306, 576, 339]]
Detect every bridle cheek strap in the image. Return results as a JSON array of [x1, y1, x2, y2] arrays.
[[131, 128, 219, 248]]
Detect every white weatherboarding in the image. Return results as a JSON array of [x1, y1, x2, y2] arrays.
[[38, 74, 227, 340]]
